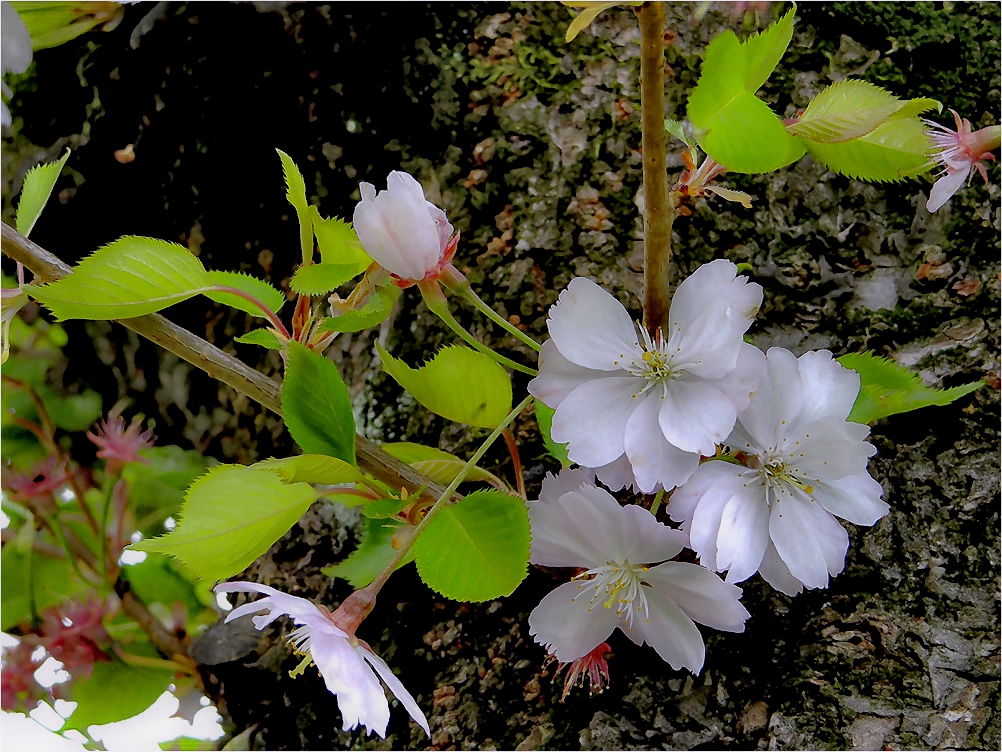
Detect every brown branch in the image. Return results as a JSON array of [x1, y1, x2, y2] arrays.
[[1, 222, 449, 500]]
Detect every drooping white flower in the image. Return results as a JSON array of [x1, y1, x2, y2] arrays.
[[529, 260, 764, 493], [214, 582, 429, 738], [667, 348, 889, 596], [2, 2, 33, 128], [923, 110, 999, 213], [527, 470, 749, 673], [352, 171, 456, 283]]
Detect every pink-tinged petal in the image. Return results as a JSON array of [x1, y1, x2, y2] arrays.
[[737, 348, 803, 451], [556, 484, 648, 565], [631, 586, 706, 673], [528, 493, 608, 568], [529, 340, 611, 409], [789, 417, 874, 481], [926, 165, 971, 212], [537, 467, 596, 505], [667, 459, 745, 525], [552, 377, 642, 468], [715, 488, 771, 584], [529, 581, 621, 663], [660, 379, 738, 456], [360, 649, 430, 736], [646, 562, 750, 632], [814, 471, 889, 526], [668, 259, 761, 336], [624, 387, 700, 493], [310, 630, 390, 736], [224, 601, 274, 628], [546, 278, 641, 371], [769, 494, 848, 590], [594, 453, 638, 492], [215, 582, 339, 633], [757, 540, 804, 596], [686, 471, 751, 570], [701, 343, 766, 413], [794, 351, 860, 425]]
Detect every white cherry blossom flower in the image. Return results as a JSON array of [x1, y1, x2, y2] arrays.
[[215, 582, 429, 738], [529, 260, 764, 493], [527, 470, 749, 673], [353, 171, 457, 283], [667, 348, 889, 596]]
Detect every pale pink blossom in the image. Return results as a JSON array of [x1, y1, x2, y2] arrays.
[[924, 110, 1000, 213]]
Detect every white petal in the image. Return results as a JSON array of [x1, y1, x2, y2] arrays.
[[632, 585, 706, 672], [646, 562, 750, 632], [536, 466, 595, 504], [310, 630, 390, 736], [769, 493, 849, 590], [529, 340, 611, 409], [926, 165, 970, 212], [546, 277, 641, 371], [552, 377, 642, 468], [624, 386, 700, 493], [794, 350, 860, 425], [617, 505, 688, 564], [757, 539, 804, 596], [814, 471, 889, 526], [701, 343, 766, 413], [737, 347, 803, 451], [715, 486, 771, 583], [667, 459, 744, 525], [1, 4, 32, 76], [529, 580, 621, 663], [788, 417, 875, 481], [660, 379, 738, 456], [704, 186, 754, 208], [528, 490, 610, 568], [593, 453, 638, 492], [673, 303, 745, 379], [215, 582, 340, 634], [361, 649, 430, 736], [668, 259, 762, 336], [685, 470, 751, 570]]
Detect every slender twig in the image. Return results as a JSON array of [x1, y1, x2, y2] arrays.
[[502, 428, 526, 500], [444, 272, 542, 352], [2, 374, 57, 439]]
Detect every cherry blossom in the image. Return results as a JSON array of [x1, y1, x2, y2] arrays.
[[215, 582, 429, 738], [527, 470, 749, 673], [668, 348, 889, 596], [88, 406, 155, 475], [529, 260, 764, 493], [924, 110, 1000, 213]]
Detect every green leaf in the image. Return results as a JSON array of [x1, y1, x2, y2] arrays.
[[312, 208, 371, 270], [564, 2, 620, 43], [889, 97, 941, 120], [282, 342, 356, 465], [122, 552, 202, 614], [362, 497, 410, 519], [322, 517, 415, 588], [1, 545, 88, 630], [838, 352, 984, 424], [801, 117, 932, 182], [534, 401, 570, 467], [123, 446, 215, 536], [205, 270, 285, 317], [234, 329, 283, 350], [665, 118, 698, 153], [788, 80, 908, 143], [27, 237, 211, 321], [16, 148, 70, 237], [62, 652, 173, 731], [382, 442, 507, 489], [377, 344, 512, 428], [131, 465, 317, 581], [40, 388, 103, 432], [290, 263, 364, 296], [277, 149, 313, 263], [10, 1, 114, 50], [250, 454, 365, 485], [319, 279, 400, 334], [414, 490, 530, 602], [687, 7, 803, 173]]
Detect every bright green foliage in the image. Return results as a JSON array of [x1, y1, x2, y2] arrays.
[[665, 118, 698, 153], [42, 389, 103, 432], [319, 280, 400, 334], [250, 454, 364, 485], [124, 446, 215, 537], [15, 148, 70, 237], [377, 344, 513, 428], [122, 552, 203, 615], [10, 1, 117, 50], [535, 402, 570, 467], [414, 490, 531, 602], [281, 342, 357, 465], [1, 542, 88, 630], [131, 465, 318, 581], [563, 2, 625, 43], [803, 117, 932, 182], [61, 652, 174, 731], [234, 329, 283, 349], [687, 7, 804, 173], [839, 352, 983, 424], [382, 442, 507, 488], [322, 517, 415, 588], [291, 263, 364, 296], [205, 270, 285, 317], [277, 149, 313, 264], [27, 237, 211, 320], [362, 497, 410, 519], [312, 208, 371, 270], [789, 80, 939, 143]]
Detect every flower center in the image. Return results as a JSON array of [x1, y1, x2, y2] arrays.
[[755, 453, 814, 503], [572, 560, 651, 632], [624, 326, 683, 392]]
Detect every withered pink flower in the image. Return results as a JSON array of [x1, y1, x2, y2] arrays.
[[924, 110, 1000, 212], [88, 407, 155, 475], [1, 455, 71, 505], [551, 641, 611, 701]]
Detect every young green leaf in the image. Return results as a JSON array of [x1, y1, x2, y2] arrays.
[[27, 237, 212, 320], [838, 352, 983, 424], [250, 454, 365, 485], [382, 442, 508, 489], [1, 544, 88, 630], [362, 497, 410, 519], [322, 517, 415, 588], [290, 263, 365, 296], [312, 207, 371, 270], [282, 342, 357, 465], [802, 117, 932, 182], [319, 280, 400, 334], [234, 329, 283, 350], [277, 149, 313, 263], [61, 652, 174, 732], [414, 489, 531, 602], [121, 552, 203, 614], [123, 446, 216, 537], [131, 465, 317, 581], [563, 2, 621, 43], [377, 344, 512, 429], [16, 148, 70, 237], [788, 80, 913, 143], [534, 401, 570, 467], [205, 270, 285, 316], [664, 118, 698, 153], [889, 97, 942, 121]]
